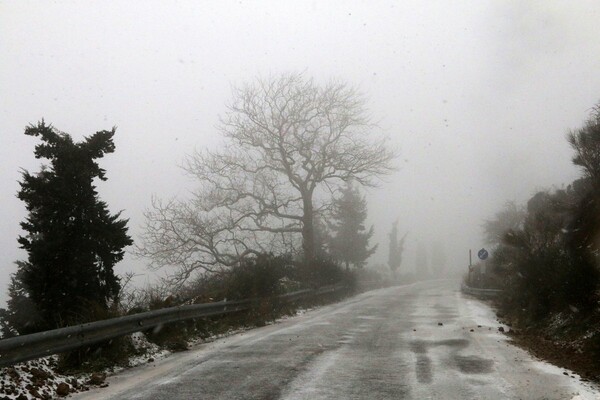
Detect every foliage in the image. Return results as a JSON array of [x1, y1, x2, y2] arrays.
[[482, 201, 525, 246], [296, 256, 349, 288], [0, 263, 42, 337], [564, 105, 600, 308], [187, 253, 347, 297], [489, 102, 600, 323], [134, 252, 349, 348], [221, 254, 290, 300], [139, 295, 191, 352], [568, 104, 600, 180], [138, 73, 395, 286], [12, 121, 132, 331], [58, 306, 136, 372], [327, 182, 377, 269], [503, 188, 598, 318], [312, 216, 331, 259], [500, 192, 567, 316]]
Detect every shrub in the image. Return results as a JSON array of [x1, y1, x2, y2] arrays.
[[223, 254, 291, 300], [292, 256, 347, 288]]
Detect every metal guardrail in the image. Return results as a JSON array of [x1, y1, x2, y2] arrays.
[[461, 283, 502, 299], [0, 284, 347, 368]]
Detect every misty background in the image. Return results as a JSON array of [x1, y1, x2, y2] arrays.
[[1, 1, 599, 305]]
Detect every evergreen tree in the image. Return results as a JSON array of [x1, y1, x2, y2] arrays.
[[328, 182, 377, 270], [387, 220, 407, 278], [0, 262, 42, 337], [313, 215, 331, 259], [15, 121, 132, 330]]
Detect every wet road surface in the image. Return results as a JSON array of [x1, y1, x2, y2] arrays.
[[75, 280, 599, 400]]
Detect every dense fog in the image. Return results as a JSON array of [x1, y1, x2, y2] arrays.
[[2, 1, 600, 304]]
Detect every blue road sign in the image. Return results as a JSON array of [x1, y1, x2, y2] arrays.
[[478, 248, 488, 260]]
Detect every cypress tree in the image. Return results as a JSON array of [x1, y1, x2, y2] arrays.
[[388, 220, 407, 279], [16, 121, 132, 329]]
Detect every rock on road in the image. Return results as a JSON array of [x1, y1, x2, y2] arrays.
[[75, 280, 600, 400]]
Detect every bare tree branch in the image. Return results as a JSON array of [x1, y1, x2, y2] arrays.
[[137, 72, 396, 285]]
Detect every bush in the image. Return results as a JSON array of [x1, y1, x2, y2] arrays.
[[491, 186, 600, 324], [57, 302, 136, 372], [291, 256, 347, 288], [142, 295, 191, 351], [223, 254, 291, 300], [0, 265, 44, 337], [58, 336, 136, 373]]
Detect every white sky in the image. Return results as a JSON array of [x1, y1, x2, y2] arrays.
[[1, 1, 600, 303]]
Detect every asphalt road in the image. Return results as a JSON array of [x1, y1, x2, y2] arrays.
[[75, 280, 599, 400]]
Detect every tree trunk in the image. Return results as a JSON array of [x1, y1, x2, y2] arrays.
[[302, 196, 315, 267]]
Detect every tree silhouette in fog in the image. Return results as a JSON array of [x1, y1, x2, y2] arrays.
[[11, 121, 132, 330], [139, 73, 395, 285]]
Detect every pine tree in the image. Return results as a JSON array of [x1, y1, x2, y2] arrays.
[[328, 182, 377, 270], [15, 121, 132, 330]]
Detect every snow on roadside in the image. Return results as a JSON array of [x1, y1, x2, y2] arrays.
[[0, 356, 92, 399], [0, 332, 170, 400], [462, 295, 600, 400], [0, 307, 313, 399], [124, 332, 171, 369]]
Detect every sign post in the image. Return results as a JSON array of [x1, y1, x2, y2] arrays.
[[478, 248, 489, 275], [468, 249, 473, 285]]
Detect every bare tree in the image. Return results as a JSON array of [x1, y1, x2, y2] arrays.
[[138, 73, 395, 285], [482, 201, 526, 246]]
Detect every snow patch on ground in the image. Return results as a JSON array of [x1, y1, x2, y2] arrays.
[[461, 293, 600, 399], [0, 306, 317, 399], [571, 395, 600, 400], [462, 296, 509, 333], [0, 331, 176, 399], [0, 356, 94, 399], [531, 361, 600, 400]]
